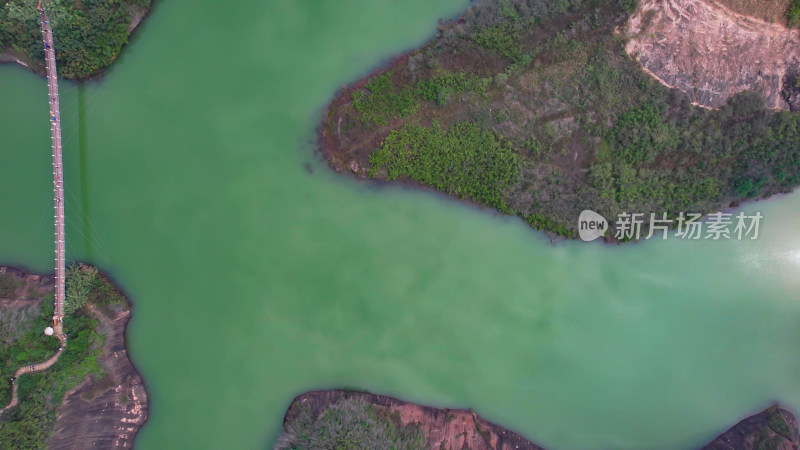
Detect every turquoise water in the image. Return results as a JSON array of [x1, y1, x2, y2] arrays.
[[1, 1, 799, 448]]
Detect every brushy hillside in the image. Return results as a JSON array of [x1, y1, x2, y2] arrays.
[[0, 0, 151, 79], [322, 0, 800, 240], [275, 397, 427, 450]]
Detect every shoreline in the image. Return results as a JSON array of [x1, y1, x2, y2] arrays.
[[279, 389, 799, 449]]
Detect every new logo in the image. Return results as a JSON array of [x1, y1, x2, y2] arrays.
[[578, 210, 608, 242]]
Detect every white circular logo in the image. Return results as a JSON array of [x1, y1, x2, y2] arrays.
[[578, 210, 608, 242]]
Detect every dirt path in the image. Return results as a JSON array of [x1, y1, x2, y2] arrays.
[[0, 334, 66, 415]]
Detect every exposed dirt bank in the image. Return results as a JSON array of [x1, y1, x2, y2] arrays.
[[625, 0, 800, 110], [0, 266, 148, 448], [281, 390, 543, 450]]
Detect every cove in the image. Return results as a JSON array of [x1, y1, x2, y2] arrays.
[[1, 0, 799, 448]]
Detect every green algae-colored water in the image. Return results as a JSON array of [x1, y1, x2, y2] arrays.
[[1, 1, 800, 448]]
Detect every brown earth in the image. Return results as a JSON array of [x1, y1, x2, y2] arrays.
[[282, 390, 543, 450], [625, 0, 800, 110], [0, 266, 148, 448]]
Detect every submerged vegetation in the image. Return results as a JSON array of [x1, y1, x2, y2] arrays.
[[0, 266, 124, 448], [324, 0, 800, 239], [0, 0, 151, 79], [275, 397, 426, 450]]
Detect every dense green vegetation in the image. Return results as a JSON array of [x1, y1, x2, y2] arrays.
[[353, 71, 491, 126], [743, 408, 797, 450], [327, 0, 800, 240], [275, 397, 426, 450], [369, 121, 518, 212], [0, 266, 123, 448], [767, 408, 794, 438], [788, 0, 800, 27], [0, 0, 151, 79]]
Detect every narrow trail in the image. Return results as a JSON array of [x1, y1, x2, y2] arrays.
[[0, 335, 66, 415]]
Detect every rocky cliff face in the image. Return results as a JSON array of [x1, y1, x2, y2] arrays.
[[48, 296, 148, 449], [625, 0, 800, 110]]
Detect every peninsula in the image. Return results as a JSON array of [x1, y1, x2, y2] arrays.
[[321, 0, 800, 239]]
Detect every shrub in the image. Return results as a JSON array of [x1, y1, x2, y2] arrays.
[[275, 398, 426, 450], [369, 121, 519, 212], [64, 264, 98, 315], [494, 72, 509, 87], [353, 73, 419, 127], [473, 23, 522, 60]]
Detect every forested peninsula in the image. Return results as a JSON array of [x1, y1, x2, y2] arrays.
[[321, 0, 800, 240], [275, 390, 800, 449], [0, 0, 152, 80], [0, 266, 147, 448]]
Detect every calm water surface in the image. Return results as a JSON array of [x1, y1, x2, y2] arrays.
[[1, 1, 799, 448]]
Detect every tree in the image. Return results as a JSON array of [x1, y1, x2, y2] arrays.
[[64, 264, 97, 315], [275, 398, 426, 450]]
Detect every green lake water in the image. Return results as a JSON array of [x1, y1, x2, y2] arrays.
[[1, 0, 799, 448]]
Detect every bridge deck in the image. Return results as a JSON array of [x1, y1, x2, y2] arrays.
[[39, 7, 65, 326]]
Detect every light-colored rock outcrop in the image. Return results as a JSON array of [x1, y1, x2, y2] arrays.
[[625, 0, 800, 110]]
